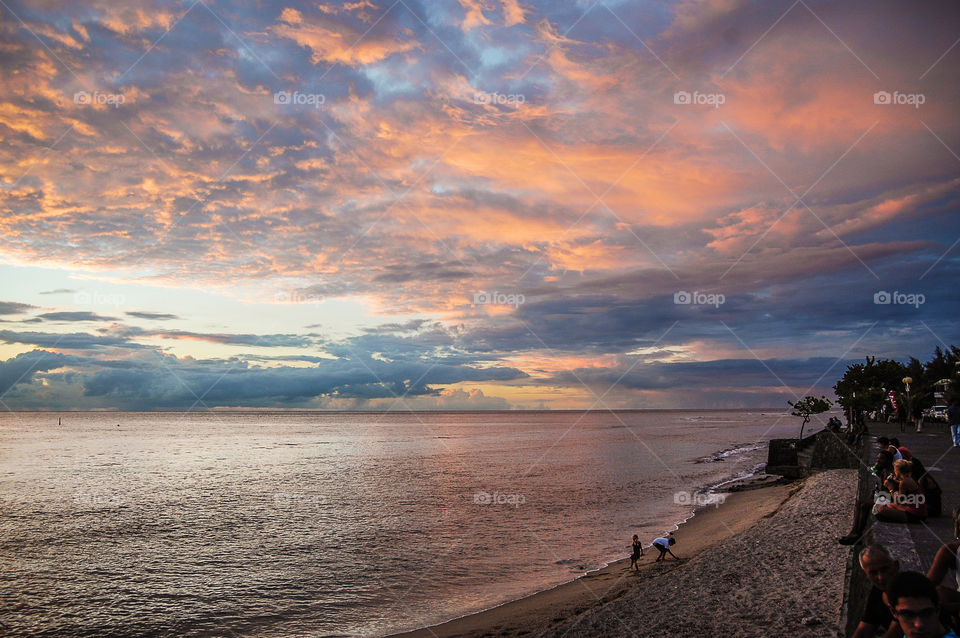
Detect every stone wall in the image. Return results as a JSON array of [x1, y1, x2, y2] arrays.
[[766, 428, 857, 477], [809, 430, 861, 470]]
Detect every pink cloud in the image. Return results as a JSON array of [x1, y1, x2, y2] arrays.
[[270, 9, 417, 66]]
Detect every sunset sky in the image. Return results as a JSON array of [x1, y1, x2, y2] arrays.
[[0, 0, 957, 410]]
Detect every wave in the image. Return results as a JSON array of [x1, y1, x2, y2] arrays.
[[695, 442, 766, 463], [706, 462, 769, 492]]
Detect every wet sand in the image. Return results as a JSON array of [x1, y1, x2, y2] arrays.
[[390, 475, 809, 638]]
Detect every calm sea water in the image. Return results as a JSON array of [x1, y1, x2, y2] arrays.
[[0, 410, 801, 637]]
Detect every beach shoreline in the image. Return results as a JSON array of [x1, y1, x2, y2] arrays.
[[388, 473, 799, 638]]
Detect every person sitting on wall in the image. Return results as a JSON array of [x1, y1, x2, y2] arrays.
[[910, 458, 942, 518], [852, 544, 901, 638], [874, 449, 895, 484], [925, 508, 960, 621], [886, 571, 959, 638], [878, 437, 903, 461], [840, 458, 926, 545], [892, 437, 913, 460], [878, 460, 928, 524]]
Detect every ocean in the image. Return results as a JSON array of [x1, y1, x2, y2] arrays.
[[0, 410, 801, 637]]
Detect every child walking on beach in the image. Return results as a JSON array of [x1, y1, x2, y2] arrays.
[[652, 535, 680, 562], [630, 534, 643, 570]]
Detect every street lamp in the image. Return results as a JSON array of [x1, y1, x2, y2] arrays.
[[850, 391, 856, 430], [903, 376, 913, 433]]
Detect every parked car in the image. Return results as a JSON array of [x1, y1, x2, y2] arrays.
[[923, 405, 949, 422]]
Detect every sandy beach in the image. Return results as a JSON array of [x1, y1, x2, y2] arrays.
[[391, 471, 850, 638]]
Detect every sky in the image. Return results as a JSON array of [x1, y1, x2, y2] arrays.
[[0, 0, 958, 411]]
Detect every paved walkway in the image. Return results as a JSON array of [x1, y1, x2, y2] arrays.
[[868, 420, 959, 570]]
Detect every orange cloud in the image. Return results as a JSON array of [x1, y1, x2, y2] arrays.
[[501, 0, 527, 26], [827, 178, 960, 237], [270, 11, 417, 66], [95, 3, 177, 35], [457, 0, 493, 30], [503, 352, 620, 375]]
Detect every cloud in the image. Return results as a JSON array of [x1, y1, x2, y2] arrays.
[[0, 349, 72, 396], [406, 386, 510, 409], [0, 330, 139, 350], [456, 0, 493, 30], [0, 0, 956, 409], [501, 0, 527, 26], [373, 262, 473, 283], [36, 311, 118, 322], [0, 331, 529, 409], [547, 356, 844, 392], [269, 6, 417, 66], [0, 301, 36, 315], [142, 330, 315, 348], [125, 311, 180, 320]]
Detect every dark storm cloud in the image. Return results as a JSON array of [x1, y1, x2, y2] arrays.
[[0, 320, 528, 409], [0, 349, 72, 396], [2, 346, 527, 409]]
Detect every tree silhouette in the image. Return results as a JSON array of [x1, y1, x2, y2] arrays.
[[788, 395, 833, 440]]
